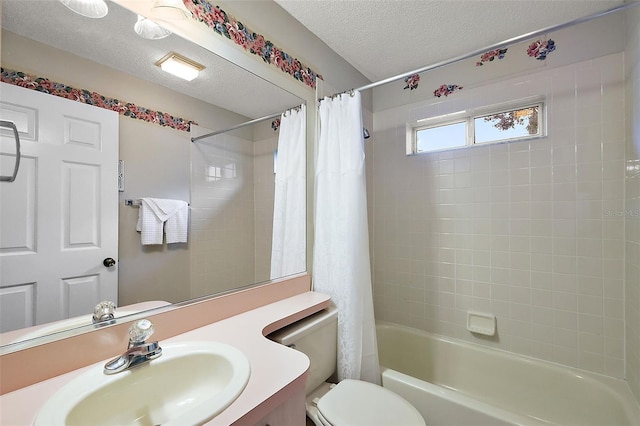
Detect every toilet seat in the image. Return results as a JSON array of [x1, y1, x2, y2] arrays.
[[315, 379, 425, 426]]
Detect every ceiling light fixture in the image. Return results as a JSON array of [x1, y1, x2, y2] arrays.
[[134, 15, 172, 40], [151, 0, 192, 20], [59, 0, 108, 18], [155, 52, 204, 81]]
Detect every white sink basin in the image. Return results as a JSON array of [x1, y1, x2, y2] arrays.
[[34, 341, 251, 426]]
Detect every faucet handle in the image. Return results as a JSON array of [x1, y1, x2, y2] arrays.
[[92, 301, 116, 323], [129, 319, 155, 345]]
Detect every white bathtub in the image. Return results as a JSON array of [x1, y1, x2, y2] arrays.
[[376, 322, 640, 426]]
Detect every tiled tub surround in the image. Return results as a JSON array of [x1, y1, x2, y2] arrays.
[[190, 123, 278, 297], [191, 130, 258, 296], [370, 53, 627, 378], [253, 129, 279, 280], [625, 4, 640, 403], [0, 282, 329, 425]]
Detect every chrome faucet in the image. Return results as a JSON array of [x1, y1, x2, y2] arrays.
[[103, 319, 162, 375], [92, 301, 116, 324]]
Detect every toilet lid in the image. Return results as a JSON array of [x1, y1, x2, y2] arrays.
[[317, 380, 425, 426]]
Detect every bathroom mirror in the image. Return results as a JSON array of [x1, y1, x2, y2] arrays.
[[0, 0, 309, 352]]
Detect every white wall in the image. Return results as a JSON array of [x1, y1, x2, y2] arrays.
[[372, 12, 625, 113], [117, 118, 192, 304], [624, 3, 640, 403], [370, 50, 627, 378], [218, 0, 371, 96]]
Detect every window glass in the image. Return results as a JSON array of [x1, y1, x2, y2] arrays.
[[475, 105, 540, 144], [409, 101, 544, 155], [416, 121, 467, 153]]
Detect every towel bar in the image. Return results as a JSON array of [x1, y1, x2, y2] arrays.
[[125, 199, 189, 206]]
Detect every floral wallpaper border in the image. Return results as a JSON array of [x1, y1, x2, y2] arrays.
[[1, 68, 197, 132], [476, 48, 508, 66], [527, 39, 556, 60], [185, 0, 322, 89], [404, 74, 420, 90], [403, 39, 557, 94], [434, 84, 463, 98]]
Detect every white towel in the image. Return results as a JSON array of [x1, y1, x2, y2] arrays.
[[164, 202, 188, 243], [136, 198, 189, 245], [136, 199, 164, 245]]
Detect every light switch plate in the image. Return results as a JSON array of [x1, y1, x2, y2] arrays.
[[118, 160, 124, 192]]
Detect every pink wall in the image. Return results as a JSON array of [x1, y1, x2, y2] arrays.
[[0, 274, 311, 395]]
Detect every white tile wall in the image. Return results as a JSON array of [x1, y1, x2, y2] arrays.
[[625, 5, 640, 403], [190, 132, 257, 296], [370, 53, 626, 378], [253, 135, 278, 281], [189, 127, 278, 297]]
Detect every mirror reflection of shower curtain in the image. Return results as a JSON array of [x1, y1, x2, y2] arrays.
[[313, 92, 380, 384], [270, 104, 306, 279]]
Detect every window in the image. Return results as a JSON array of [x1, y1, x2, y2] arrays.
[[415, 121, 467, 153], [408, 100, 545, 155], [475, 105, 541, 144], [206, 162, 236, 181]]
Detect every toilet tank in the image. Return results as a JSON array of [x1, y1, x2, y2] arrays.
[[268, 306, 337, 395]]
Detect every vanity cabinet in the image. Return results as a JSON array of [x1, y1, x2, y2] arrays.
[[0, 290, 329, 426], [252, 391, 306, 426]]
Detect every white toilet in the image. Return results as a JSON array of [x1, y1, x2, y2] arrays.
[[269, 306, 425, 426]]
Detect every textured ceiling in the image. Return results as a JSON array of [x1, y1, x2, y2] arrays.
[[1, 0, 303, 119], [275, 0, 626, 82], [2, 0, 628, 114]]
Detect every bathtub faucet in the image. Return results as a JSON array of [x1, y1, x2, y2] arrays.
[[103, 319, 162, 375]]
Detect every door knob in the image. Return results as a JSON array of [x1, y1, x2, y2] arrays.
[[103, 257, 116, 267]]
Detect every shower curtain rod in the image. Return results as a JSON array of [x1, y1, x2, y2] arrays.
[[335, 2, 638, 96], [191, 111, 282, 142]]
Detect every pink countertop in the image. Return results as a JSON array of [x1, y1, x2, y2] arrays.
[[0, 291, 331, 426]]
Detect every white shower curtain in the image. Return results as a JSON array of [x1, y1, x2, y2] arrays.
[[313, 91, 380, 384], [271, 105, 306, 279]]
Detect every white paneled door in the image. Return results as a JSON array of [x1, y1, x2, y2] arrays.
[[0, 83, 119, 332]]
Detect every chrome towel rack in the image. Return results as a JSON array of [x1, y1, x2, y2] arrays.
[[0, 120, 21, 183], [125, 198, 190, 206]]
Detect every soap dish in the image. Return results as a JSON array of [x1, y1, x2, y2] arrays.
[[466, 311, 496, 336]]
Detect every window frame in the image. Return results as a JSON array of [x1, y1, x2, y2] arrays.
[[413, 118, 469, 154], [407, 98, 546, 155]]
